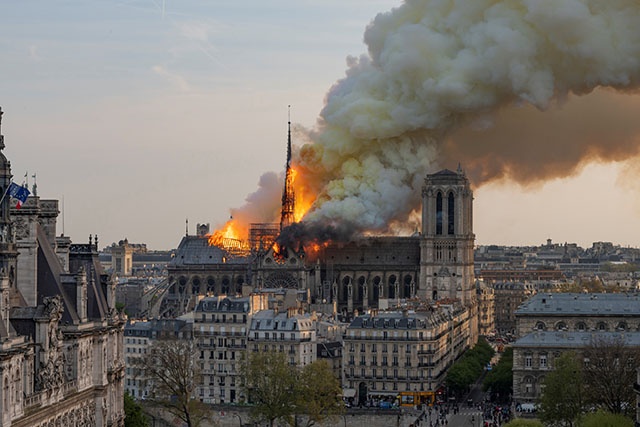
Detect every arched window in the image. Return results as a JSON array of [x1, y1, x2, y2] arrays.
[[206, 276, 215, 293], [403, 275, 412, 298], [436, 192, 443, 235], [373, 276, 381, 300], [388, 275, 397, 299], [597, 322, 607, 331], [576, 322, 587, 331], [534, 322, 546, 331], [617, 322, 627, 331], [191, 276, 201, 295], [447, 192, 455, 235], [555, 322, 567, 331]]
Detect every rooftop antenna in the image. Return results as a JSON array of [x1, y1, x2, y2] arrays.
[[62, 195, 65, 236], [185, 218, 189, 236]]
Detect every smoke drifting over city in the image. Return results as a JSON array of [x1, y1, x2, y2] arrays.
[[228, 0, 640, 244]]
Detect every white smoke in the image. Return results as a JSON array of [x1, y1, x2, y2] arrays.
[[295, 0, 640, 236]]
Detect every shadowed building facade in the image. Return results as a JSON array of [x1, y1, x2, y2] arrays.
[[0, 109, 125, 427]]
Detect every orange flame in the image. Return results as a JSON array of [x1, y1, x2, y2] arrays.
[[290, 167, 315, 223], [208, 219, 246, 247]]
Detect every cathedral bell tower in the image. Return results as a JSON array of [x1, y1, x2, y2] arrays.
[[419, 167, 475, 304]]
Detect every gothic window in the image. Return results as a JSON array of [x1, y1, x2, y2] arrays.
[[403, 275, 412, 298], [357, 276, 366, 303], [206, 277, 215, 293], [222, 276, 230, 294], [447, 192, 455, 235], [178, 276, 187, 293], [192, 276, 201, 295], [388, 275, 396, 299], [436, 192, 443, 235]]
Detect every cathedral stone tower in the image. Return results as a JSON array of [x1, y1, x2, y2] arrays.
[[419, 167, 475, 304]]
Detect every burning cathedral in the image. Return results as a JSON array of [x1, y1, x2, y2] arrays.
[[157, 119, 478, 333]]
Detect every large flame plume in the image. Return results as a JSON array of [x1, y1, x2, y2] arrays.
[[216, 0, 640, 247]]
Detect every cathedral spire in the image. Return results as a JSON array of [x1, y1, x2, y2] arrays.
[[0, 106, 5, 150], [280, 106, 295, 231]]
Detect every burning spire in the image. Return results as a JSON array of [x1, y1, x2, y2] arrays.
[[221, 1, 640, 246], [280, 106, 296, 231]]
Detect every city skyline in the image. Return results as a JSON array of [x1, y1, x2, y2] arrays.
[[2, 1, 640, 250]]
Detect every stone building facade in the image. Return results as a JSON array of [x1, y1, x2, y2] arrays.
[[342, 305, 472, 405], [124, 318, 191, 399], [0, 108, 125, 427], [512, 292, 640, 404], [192, 295, 264, 404]]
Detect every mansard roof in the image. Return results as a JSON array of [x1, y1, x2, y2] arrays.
[[170, 235, 250, 266], [249, 310, 314, 331], [195, 296, 251, 313], [348, 310, 448, 330], [515, 293, 640, 317]]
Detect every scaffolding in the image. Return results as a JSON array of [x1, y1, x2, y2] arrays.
[[249, 223, 280, 254]]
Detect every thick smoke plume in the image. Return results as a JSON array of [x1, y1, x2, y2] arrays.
[[233, 0, 640, 243]]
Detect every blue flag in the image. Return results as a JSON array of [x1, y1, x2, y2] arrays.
[[7, 182, 30, 208]]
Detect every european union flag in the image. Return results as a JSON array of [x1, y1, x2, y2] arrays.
[[7, 182, 30, 209]]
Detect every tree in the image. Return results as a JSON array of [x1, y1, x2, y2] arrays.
[[241, 350, 298, 427], [124, 392, 149, 427], [483, 347, 512, 402], [133, 339, 208, 427], [538, 351, 584, 427], [578, 410, 634, 427], [297, 360, 344, 426], [502, 419, 543, 427], [446, 339, 495, 396], [582, 335, 639, 417]]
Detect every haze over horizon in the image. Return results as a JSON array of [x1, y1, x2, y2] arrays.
[[2, 1, 640, 250]]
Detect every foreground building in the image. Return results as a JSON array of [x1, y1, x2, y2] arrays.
[[343, 304, 472, 405], [0, 108, 125, 426], [512, 292, 640, 404]]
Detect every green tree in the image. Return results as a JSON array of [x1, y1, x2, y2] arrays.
[[578, 410, 634, 427], [241, 351, 298, 427], [445, 339, 495, 396], [538, 351, 584, 427], [502, 419, 543, 427], [483, 347, 512, 402], [297, 360, 344, 427], [133, 339, 209, 427], [124, 392, 149, 427]]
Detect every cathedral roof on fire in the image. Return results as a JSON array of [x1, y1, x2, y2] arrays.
[[170, 235, 250, 266]]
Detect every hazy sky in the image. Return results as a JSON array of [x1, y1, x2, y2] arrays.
[[1, 0, 639, 250]]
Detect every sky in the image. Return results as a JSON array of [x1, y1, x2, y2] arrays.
[[1, 0, 639, 250]]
